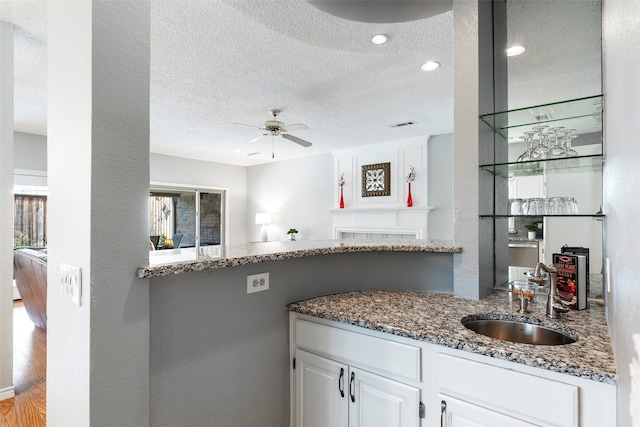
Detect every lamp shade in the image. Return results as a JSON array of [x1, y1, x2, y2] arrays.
[[255, 213, 271, 225]]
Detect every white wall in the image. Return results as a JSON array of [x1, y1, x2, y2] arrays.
[[428, 133, 453, 240], [0, 20, 14, 401], [150, 153, 248, 244], [246, 153, 334, 242], [602, 1, 640, 425]]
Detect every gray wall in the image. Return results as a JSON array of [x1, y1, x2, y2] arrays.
[[149, 251, 454, 426], [427, 133, 453, 240], [13, 132, 47, 187], [602, 1, 640, 425], [14, 131, 46, 171]]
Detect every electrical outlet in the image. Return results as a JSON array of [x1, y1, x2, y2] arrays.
[[247, 272, 269, 294], [60, 263, 82, 306]]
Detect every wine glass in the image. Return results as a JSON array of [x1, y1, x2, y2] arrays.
[[562, 129, 579, 157], [548, 127, 567, 158], [517, 132, 535, 162], [531, 126, 550, 160]]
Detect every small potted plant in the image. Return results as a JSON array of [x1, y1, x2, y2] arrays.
[[287, 228, 298, 241], [524, 223, 541, 240]]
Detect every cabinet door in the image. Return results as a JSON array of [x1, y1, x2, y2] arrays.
[[295, 349, 348, 427], [439, 395, 536, 427], [349, 367, 420, 427]]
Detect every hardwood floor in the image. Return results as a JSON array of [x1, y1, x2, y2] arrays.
[[0, 302, 46, 427]]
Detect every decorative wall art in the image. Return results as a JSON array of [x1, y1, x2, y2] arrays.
[[361, 162, 391, 197]]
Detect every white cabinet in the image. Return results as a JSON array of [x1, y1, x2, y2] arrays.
[[435, 353, 579, 426], [291, 317, 422, 427], [295, 350, 348, 427], [350, 366, 420, 427], [438, 395, 536, 427], [291, 313, 616, 427]]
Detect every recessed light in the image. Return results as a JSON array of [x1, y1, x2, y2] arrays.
[[420, 61, 440, 71], [371, 34, 389, 45], [506, 45, 525, 56], [234, 149, 242, 153]]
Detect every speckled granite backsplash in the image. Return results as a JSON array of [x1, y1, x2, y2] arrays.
[[288, 290, 616, 384]]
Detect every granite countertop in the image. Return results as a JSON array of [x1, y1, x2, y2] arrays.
[[288, 290, 616, 384], [137, 239, 462, 278]]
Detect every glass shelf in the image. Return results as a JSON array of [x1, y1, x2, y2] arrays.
[[480, 214, 605, 218], [480, 154, 603, 178], [479, 94, 604, 139]]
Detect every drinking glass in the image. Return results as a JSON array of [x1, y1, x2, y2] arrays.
[[549, 197, 565, 214], [508, 198, 523, 215], [563, 197, 578, 214], [531, 126, 550, 160], [562, 129, 579, 157], [528, 198, 544, 215], [517, 132, 535, 162], [548, 127, 567, 158]]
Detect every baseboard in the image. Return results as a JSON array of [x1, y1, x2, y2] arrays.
[[0, 385, 15, 401]]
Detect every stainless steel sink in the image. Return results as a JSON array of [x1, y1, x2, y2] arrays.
[[461, 316, 578, 345]]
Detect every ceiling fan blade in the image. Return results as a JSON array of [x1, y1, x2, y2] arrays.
[[282, 133, 313, 148], [281, 123, 309, 132], [233, 122, 261, 129], [246, 134, 267, 144]]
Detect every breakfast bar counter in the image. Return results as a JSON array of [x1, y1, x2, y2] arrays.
[[137, 239, 462, 278]]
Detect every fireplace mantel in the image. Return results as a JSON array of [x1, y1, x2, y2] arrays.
[[330, 206, 434, 239]]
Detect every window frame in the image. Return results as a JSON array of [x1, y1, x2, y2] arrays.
[[149, 182, 229, 251]]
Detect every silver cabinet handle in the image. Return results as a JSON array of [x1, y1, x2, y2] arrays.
[[440, 400, 447, 427]]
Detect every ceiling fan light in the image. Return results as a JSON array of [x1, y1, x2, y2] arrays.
[[420, 61, 440, 72], [506, 45, 526, 56], [371, 34, 389, 45]]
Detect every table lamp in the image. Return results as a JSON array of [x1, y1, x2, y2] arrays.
[[255, 213, 271, 242]]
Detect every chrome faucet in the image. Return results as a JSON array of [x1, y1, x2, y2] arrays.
[[531, 262, 570, 319]]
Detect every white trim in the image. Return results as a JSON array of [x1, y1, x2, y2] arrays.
[[334, 226, 423, 239], [0, 385, 15, 401], [13, 168, 47, 177], [330, 207, 434, 239], [329, 207, 433, 214]]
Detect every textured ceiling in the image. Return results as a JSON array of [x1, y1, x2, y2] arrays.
[[1, 0, 601, 167]]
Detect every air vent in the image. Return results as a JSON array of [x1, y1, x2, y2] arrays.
[[247, 152, 260, 156], [390, 121, 416, 128]]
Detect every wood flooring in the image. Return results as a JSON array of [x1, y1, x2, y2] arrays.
[[0, 302, 46, 427]]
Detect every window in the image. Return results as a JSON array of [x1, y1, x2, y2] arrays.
[[149, 185, 226, 265], [14, 186, 48, 247]]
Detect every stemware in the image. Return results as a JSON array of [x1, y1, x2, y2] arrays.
[[530, 126, 550, 160], [516, 132, 536, 162], [548, 127, 567, 158], [562, 129, 579, 157]]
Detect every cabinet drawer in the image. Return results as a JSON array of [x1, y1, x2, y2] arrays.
[[295, 319, 421, 382], [437, 354, 578, 427]]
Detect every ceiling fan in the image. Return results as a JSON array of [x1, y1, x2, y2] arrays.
[[234, 109, 313, 158]]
